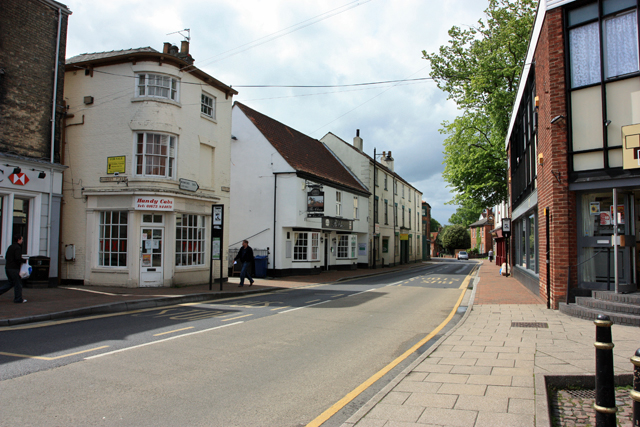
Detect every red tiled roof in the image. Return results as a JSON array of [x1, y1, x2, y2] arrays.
[[235, 102, 370, 196]]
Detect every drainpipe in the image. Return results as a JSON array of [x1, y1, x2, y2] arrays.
[[47, 8, 63, 259]]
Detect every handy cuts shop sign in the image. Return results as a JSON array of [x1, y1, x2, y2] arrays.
[[134, 197, 174, 211]]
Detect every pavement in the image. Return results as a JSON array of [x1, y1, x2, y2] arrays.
[[1, 259, 638, 426], [341, 260, 639, 427]]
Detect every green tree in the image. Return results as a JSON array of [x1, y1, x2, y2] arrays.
[[448, 201, 483, 228], [423, 0, 537, 208], [430, 217, 441, 231], [441, 224, 471, 253]]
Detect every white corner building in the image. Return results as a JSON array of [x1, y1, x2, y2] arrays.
[[62, 42, 237, 287]]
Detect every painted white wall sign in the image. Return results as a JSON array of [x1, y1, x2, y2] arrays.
[[135, 197, 174, 211]]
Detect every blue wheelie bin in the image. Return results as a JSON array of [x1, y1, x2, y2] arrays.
[[254, 255, 268, 278]]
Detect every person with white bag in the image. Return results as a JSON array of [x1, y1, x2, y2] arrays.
[[0, 235, 27, 303]]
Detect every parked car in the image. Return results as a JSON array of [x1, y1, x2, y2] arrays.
[[457, 251, 469, 260]]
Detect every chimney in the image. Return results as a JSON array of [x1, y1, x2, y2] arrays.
[[386, 151, 394, 172], [163, 42, 171, 54], [181, 40, 189, 54], [353, 129, 363, 151]]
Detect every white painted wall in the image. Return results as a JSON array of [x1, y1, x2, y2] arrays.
[[63, 57, 232, 286]]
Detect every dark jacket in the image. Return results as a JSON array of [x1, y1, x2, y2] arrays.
[[235, 246, 254, 263], [5, 243, 25, 270]]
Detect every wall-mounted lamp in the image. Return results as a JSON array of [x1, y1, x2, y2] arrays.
[[604, 119, 612, 127], [5, 164, 22, 174], [538, 153, 544, 166], [550, 115, 565, 124], [29, 168, 46, 179]]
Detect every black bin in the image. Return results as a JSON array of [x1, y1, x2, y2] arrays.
[[28, 256, 50, 282], [254, 256, 268, 278]]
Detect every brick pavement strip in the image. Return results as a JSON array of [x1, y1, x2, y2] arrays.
[[549, 387, 634, 427]]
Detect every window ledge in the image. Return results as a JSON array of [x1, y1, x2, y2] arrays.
[[200, 113, 217, 124], [91, 268, 129, 273], [132, 97, 181, 108]]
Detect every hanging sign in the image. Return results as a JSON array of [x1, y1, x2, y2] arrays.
[[307, 188, 324, 218]]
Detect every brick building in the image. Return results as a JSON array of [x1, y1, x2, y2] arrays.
[[507, 0, 640, 308], [469, 209, 494, 256], [0, 0, 70, 285]]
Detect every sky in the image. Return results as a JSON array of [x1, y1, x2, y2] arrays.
[[64, 0, 490, 225]]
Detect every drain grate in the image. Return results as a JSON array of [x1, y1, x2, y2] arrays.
[[511, 322, 549, 328], [565, 389, 596, 399]]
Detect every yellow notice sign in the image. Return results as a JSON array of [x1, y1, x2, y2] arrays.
[[107, 156, 126, 174], [400, 233, 409, 241]]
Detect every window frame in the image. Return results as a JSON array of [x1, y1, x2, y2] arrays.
[[336, 191, 342, 216], [136, 73, 180, 102], [98, 211, 128, 268], [175, 214, 206, 267], [201, 92, 216, 119], [135, 132, 177, 179]]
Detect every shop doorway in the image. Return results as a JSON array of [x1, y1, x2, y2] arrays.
[[140, 227, 163, 287], [578, 191, 636, 292]]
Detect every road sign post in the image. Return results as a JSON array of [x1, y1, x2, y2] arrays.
[[210, 204, 224, 291], [502, 218, 511, 277]]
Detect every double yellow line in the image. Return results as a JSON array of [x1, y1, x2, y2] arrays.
[[306, 264, 477, 427]]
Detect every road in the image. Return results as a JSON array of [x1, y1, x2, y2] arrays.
[[0, 260, 477, 426]]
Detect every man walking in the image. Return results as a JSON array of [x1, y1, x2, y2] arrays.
[[1, 235, 27, 303], [234, 240, 255, 287]]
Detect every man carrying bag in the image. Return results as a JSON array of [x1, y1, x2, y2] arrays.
[[0, 235, 27, 303]]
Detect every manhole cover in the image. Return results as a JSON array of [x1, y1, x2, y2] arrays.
[[511, 322, 549, 328]]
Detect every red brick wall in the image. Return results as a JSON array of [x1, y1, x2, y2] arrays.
[[0, 0, 68, 162], [535, 8, 577, 308]]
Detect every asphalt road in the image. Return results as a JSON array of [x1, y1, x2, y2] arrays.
[[0, 260, 477, 426]]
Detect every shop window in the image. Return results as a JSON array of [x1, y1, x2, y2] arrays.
[[98, 211, 128, 267], [294, 232, 308, 260], [382, 237, 389, 253], [311, 233, 319, 261], [175, 214, 205, 266], [337, 235, 349, 258]]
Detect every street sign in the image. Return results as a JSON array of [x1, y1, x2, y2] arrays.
[[211, 204, 224, 291], [179, 178, 199, 192], [502, 218, 511, 237]]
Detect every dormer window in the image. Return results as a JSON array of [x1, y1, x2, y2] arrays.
[[137, 73, 179, 101]]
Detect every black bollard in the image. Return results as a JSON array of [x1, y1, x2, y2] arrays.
[[632, 348, 640, 426], [594, 314, 617, 427]]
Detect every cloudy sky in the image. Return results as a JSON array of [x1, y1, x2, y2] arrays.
[[64, 0, 490, 225]]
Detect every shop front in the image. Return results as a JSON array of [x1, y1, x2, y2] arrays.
[[0, 157, 65, 284], [79, 193, 221, 288]]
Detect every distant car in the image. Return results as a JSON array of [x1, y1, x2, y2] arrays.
[[457, 251, 469, 260]]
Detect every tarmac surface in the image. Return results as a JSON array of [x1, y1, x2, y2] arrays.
[[1, 259, 638, 426]]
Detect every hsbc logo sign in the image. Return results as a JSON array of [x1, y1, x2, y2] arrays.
[[8, 173, 29, 186]]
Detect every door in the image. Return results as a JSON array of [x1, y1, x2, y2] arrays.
[[578, 192, 635, 291], [140, 227, 163, 287]]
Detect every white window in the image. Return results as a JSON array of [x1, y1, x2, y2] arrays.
[[336, 191, 342, 216], [135, 132, 176, 178], [294, 232, 308, 260], [402, 185, 405, 198], [409, 208, 412, 229], [409, 190, 411, 202], [311, 232, 319, 260], [337, 235, 349, 258], [394, 181, 397, 195], [137, 73, 179, 101], [337, 235, 357, 259], [176, 214, 205, 266], [98, 211, 128, 267], [201, 93, 216, 118], [353, 196, 358, 219]]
